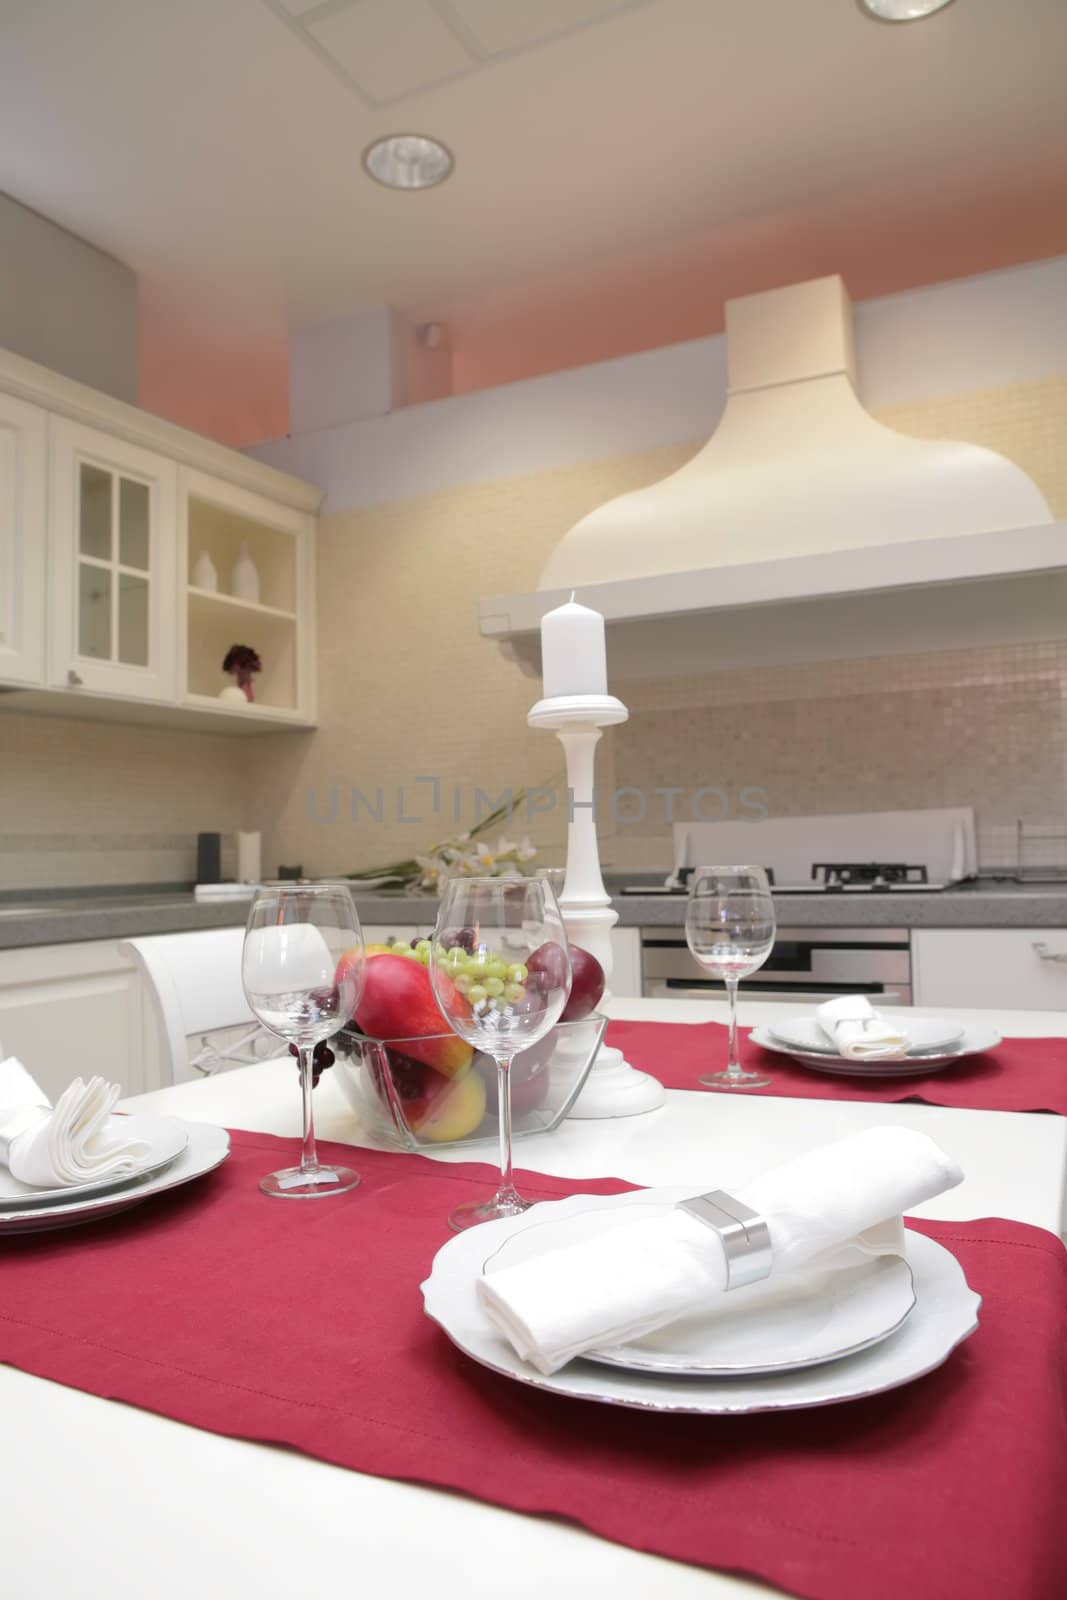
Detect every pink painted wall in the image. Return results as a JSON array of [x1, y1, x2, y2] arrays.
[[138, 277, 289, 448], [137, 147, 1067, 442], [447, 151, 1067, 396]]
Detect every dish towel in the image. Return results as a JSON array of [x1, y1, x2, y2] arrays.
[[478, 1125, 962, 1374], [816, 995, 910, 1060], [0, 1056, 149, 1189]]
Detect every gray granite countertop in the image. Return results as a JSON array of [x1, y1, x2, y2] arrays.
[[3, 876, 1067, 950]]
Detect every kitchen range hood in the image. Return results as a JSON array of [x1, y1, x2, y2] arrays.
[[480, 276, 1064, 678]]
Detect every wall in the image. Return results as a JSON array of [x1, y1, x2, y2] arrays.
[[247, 261, 1067, 880], [7, 260, 1065, 892], [0, 192, 137, 402], [0, 713, 261, 890], [137, 277, 289, 450]]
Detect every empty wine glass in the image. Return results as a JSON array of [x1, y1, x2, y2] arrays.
[[242, 881, 364, 1198], [685, 865, 776, 1090], [430, 876, 571, 1231]]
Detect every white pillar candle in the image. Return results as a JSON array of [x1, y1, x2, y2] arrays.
[[540, 597, 607, 699]]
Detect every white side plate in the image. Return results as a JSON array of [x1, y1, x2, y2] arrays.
[[751, 1024, 1003, 1076], [769, 1015, 965, 1054], [422, 1188, 981, 1414], [0, 1121, 230, 1234], [0, 1115, 189, 1207]]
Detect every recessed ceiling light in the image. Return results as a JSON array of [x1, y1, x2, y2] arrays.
[[858, 0, 956, 19], [362, 134, 454, 191]]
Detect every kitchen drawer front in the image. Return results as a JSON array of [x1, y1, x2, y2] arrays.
[[610, 927, 642, 998], [912, 928, 1067, 1011]]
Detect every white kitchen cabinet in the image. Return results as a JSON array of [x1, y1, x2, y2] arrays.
[[179, 467, 317, 726], [0, 390, 47, 684], [912, 927, 1067, 1012], [610, 926, 642, 998], [0, 940, 161, 1101], [49, 416, 178, 701], [0, 345, 321, 729]]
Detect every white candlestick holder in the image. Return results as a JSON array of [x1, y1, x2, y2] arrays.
[[528, 693, 665, 1119]]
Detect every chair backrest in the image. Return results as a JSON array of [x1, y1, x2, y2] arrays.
[[120, 928, 254, 1085]]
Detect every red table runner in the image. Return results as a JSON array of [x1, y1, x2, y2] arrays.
[[608, 1019, 1067, 1114], [2, 1130, 1065, 1600]]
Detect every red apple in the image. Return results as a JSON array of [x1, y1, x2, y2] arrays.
[[379, 1049, 486, 1141], [351, 953, 473, 1076], [476, 1043, 553, 1119], [560, 945, 605, 1022], [526, 941, 570, 999]]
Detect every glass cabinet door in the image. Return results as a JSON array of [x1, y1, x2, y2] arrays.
[[49, 419, 177, 701]]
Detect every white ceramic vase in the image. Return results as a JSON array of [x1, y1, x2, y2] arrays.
[[230, 542, 260, 604], [192, 550, 218, 592]]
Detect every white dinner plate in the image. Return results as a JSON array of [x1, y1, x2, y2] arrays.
[[421, 1188, 981, 1414], [0, 1115, 189, 1208], [751, 1023, 1003, 1077], [484, 1200, 916, 1376], [769, 1015, 965, 1054], [0, 1120, 230, 1234]]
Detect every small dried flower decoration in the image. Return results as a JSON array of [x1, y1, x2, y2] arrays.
[[222, 644, 262, 702]]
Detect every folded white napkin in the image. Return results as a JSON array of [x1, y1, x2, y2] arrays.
[[478, 1126, 962, 1374], [815, 996, 909, 1060], [0, 1056, 150, 1189]]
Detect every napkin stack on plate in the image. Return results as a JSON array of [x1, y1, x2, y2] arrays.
[[478, 1126, 962, 1374], [0, 1056, 150, 1189], [815, 996, 909, 1060]]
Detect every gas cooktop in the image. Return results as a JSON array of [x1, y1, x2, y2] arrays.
[[622, 863, 953, 896]]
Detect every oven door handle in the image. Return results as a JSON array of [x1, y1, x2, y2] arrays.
[[645, 980, 907, 1005]]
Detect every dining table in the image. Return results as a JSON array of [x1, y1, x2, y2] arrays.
[[3, 996, 1066, 1600]]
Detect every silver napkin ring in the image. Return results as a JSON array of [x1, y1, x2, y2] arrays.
[[678, 1190, 773, 1290]]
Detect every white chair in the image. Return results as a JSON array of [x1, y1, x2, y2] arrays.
[[120, 928, 282, 1086]]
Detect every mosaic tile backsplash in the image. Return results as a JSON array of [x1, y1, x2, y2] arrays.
[[604, 640, 1067, 874]]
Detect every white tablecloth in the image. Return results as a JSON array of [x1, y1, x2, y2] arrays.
[[3, 998, 1066, 1600]]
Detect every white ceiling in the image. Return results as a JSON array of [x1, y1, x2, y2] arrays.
[[0, 0, 1064, 329]]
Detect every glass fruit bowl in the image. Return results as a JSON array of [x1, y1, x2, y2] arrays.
[[332, 1014, 606, 1152]]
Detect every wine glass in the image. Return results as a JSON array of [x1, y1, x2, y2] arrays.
[[242, 882, 364, 1198], [429, 876, 571, 1232], [685, 865, 776, 1090]]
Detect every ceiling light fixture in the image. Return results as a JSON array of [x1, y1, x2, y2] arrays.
[[362, 134, 454, 191], [858, 0, 957, 19]]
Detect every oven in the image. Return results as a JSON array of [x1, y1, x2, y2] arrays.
[[640, 926, 912, 1005]]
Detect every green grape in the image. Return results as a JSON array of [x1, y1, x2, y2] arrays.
[[445, 946, 466, 971], [414, 939, 432, 964], [469, 983, 488, 1005], [507, 963, 528, 984], [454, 973, 473, 995], [484, 976, 505, 998], [486, 959, 509, 983], [504, 981, 525, 1002]]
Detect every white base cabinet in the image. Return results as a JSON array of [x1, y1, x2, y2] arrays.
[[0, 940, 161, 1101], [912, 927, 1067, 1012]]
